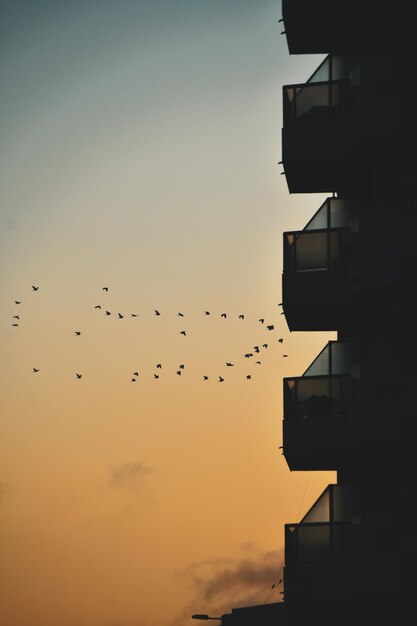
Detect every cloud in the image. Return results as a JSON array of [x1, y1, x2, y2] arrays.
[[110, 462, 154, 492], [171, 548, 284, 626]]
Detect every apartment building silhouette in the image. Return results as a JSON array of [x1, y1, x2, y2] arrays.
[[280, 2, 417, 625]]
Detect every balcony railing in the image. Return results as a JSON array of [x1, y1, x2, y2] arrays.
[[284, 342, 361, 420], [283, 55, 352, 126], [284, 227, 352, 273], [285, 521, 359, 566], [284, 374, 352, 420]]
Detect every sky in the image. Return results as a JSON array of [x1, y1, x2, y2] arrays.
[[0, 2, 335, 626]]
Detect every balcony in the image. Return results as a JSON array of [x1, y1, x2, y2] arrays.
[[283, 342, 360, 470], [282, 197, 358, 331], [282, 56, 352, 193], [282, 0, 364, 56], [284, 485, 401, 607]]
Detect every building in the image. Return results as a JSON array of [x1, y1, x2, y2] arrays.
[[280, 2, 417, 625]]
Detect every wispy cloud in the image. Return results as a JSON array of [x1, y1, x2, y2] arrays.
[[110, 462, 154, 492], [171, 548, 284, 626]]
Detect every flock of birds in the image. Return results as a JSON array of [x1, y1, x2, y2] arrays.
[[9, 286, 289, 382]]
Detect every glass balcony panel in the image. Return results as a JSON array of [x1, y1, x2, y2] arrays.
[[302, 488, 330, 524], [304, 344, 330, 376], [305, 199, 329, 231], [297, 525, 332, 564], [295, 231, 328, 270]]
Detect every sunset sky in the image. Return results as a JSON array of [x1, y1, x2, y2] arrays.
[[0, 2, 335, 625]]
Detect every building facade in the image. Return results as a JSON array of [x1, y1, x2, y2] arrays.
[[280, 2, 417, 625]]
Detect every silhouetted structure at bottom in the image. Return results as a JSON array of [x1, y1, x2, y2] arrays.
[[192, 603, 285, 626]]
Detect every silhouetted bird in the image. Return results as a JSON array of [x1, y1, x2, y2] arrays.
[[32, 285, 39, 291], [133, 372, 139, 377], [239, 314, 244, 319], [254, 346, 260, 353], [12, 323, 18, 327], [218, 376, 224, 382], [131, 378, 136, 382], [244, 353, 253, 358], [102, 287, 109, 291], [154, 310, 160, 316], [180, 330, 186, 336], [278, 303, 282, 306], [156, 364, 162, 369], [226, 362, 234, 367], [278, 446, 283, 449], [33, 368, 39, 373], [105, 311, 111, 315], [176, 371, 182, 376], [177, 312, 184, 317], [118, 313, 124, 319], [154, 374, 159, 379], [179, 364, 185, 369], [14, 300, 21, 304], [131, 313, 138, 317], [267, 325, 274, 331], [259, 318, 264, 324], [246, 375, 252, 380], [221, 313, 227, 319], [278, 578, 283, 585], [13, 315, 19, 319], [263, 344, 268, 349], [271, 584, 276, 590], [76, 373, 82, 379], [75, 331, 81, 336], [280, 312, 285, 315], [256, 361, 261, 365], [278, 338, 284, 343], [204, 311, 210, 315], [283, 354, 288, 358], [95, 305, 101, 309], [203, 376, 208, 380]]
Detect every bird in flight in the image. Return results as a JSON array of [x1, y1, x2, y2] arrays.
[[244, 353, 253, 358], [204, 311, 210, 316], [13, 315, 19, 319], [278, 303, 282, 306], [218, 376, 224, 382], [154, 310, 160, 316], [177, 312, 184, 317], [12, 323, 18, 327], [33, 368, 39, 373], [176, 370, 182, 376], [131, 313, 138, 317], [95, 305, 101, 309], [154, 374, 160, 379], [283, 354, 288, 358], [259, 318, 264, 324], [255, 361, 261, 365], [226, 362, 234, 367], [263, 344, 268, 349], [76, 373, 82, 379], [180, 330, 186, 336], [203, 376, 208, 380], [102, 287, 109, 291], [267, 325, 274, 331], [156, 364, 162, 369], [75, 331, 81, 336], [118, 313, 124, 319], [131, 378, 136, 382], [179, 364, 185, 370], [239, 314, 244, 319], [254, 346, 260, 353], [105, 310, 111, 316], [278, 338, 284, 343], [246, 375, 252, 380], [133, 372, 139, 377], [14, 300, 22, 304], [32, 285, 39, 291], [221, 313, 227, 319]]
